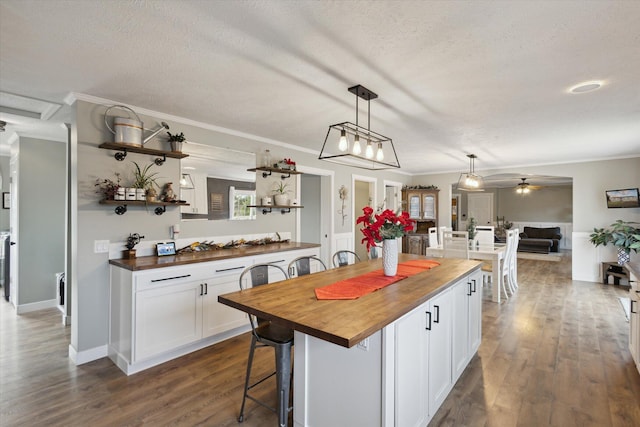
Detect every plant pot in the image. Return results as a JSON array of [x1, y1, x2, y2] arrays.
[[135, 188, 146, 201], [170, 141, 183, 152], [618, 248, 631, 265], [274, 194, 289, 206], [382, 239, 398, 276]]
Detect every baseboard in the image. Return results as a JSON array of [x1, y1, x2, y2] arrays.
[[69, 343, 108, 365], [16, 298, 57, 314]]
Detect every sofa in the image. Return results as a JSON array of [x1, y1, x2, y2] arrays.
[[518, 226, 562, 253]]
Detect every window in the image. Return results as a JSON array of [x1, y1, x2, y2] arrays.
[[229, 186, 256, 220]]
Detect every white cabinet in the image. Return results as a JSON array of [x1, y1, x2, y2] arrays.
[[629, 267, 640, 374], [180, 173, 208, 214], [109, 246, 319, 375], [427, 288, 453, 412], [394, 269, 482, 426], [394, 301, 429, 427], [452, 269, 482, 381], [135, 279, 203, 361]]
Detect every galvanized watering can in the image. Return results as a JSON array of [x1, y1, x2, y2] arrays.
[[104, 105, 169, 147]]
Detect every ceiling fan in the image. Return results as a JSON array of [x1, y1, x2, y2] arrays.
[[515, 178, 542, 194]]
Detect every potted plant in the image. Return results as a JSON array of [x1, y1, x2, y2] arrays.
[[132, 162, 159, 201], [589, 220, 640, 265], [167, 132, 186, 152], [95, 172, 122, 200], [272, 181, 290, 206], [124, 233, 144, 259]]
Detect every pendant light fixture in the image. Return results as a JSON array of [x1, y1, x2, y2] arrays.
[[456, 154, 484, 191], [319, 84, 400, 170]]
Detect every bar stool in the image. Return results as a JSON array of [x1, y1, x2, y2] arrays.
[[332, 250, 361, 267], [237, 263, 292, 427], [287, 255, 327, 277]]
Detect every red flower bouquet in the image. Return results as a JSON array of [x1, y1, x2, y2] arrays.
[[356, 207, 415, 251]]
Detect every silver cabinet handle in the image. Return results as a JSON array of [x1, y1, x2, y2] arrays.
[[151, 274, 191, 283], [215, 266, 245, 272]]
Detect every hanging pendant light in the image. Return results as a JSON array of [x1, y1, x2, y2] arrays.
[[319, 84, 400, 170], [456, 154, 485, 191]]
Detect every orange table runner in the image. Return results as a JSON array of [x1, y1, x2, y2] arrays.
[[315, 259, 440, 300]]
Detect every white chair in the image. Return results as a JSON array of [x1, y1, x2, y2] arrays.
[[438, 226, 452, 248], [475, 225, 495, 246], [428, 227, 439, 248], [506, 228, 519, 292], [482, 228, 518, 301], [442, 230, 469, 259]]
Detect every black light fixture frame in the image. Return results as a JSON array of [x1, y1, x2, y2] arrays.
[[319, 85, 400, 170]]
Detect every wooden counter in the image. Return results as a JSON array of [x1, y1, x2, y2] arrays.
[[108, 241, 320, 271], [218, 254, 481, 348]]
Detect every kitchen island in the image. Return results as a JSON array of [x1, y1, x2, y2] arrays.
[[219, 254, 483, 426]]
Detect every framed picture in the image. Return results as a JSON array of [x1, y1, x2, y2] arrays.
[[156, 242, 176, 256], [2, 192, 9, 209]]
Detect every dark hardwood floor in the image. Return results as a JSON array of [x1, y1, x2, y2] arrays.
[[1, 255, 639, 426]]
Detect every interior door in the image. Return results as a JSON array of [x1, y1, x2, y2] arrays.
[[467, 193, 493, 226], [8, 154, 18, 305]]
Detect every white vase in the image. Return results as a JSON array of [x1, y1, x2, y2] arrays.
[[382, 239, 398, 277], [274, 194, 289, 206]]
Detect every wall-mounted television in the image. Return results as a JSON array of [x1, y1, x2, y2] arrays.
[[605, 188, 640, 208]]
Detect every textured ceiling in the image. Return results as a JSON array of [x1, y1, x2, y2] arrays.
[[1, 0, 639, 174]]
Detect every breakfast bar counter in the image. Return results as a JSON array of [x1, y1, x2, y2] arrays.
[[219, 255, 483, 426]]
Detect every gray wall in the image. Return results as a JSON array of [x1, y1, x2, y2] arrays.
[[71, 99, 411, 355], [496, 184, 572, 223], [17, 137, 66, 305]]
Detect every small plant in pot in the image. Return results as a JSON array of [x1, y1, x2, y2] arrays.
[[124, 233, 144, 259], [589, 220, 640, 265], [272, 181, 290, 206], [132, 162, 160, 201], [95, 172, 121, 200], [167, 132, 186, 152]]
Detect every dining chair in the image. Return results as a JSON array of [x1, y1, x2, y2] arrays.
[[475, 225, 495, 246], [237, 263, 292, 426], [506, 228, 520, 292], [332, 250, 361, 268], [428, 227, 439, 247], [287, 255, 327, 278], [369, 245, 380, 260], [484, 229, 517, 301], [442, 230, 469, 259], [438, 226, 452, 248]]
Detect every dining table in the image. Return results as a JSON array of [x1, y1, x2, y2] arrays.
[[426, 242, 508, 303]]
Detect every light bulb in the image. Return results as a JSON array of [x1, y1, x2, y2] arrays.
[[338, 129, 348, 152], [376, 143, 384, 161], [180, 175, 187, 186], [365, 140, 374, 159], [353, 135, 362, 155]]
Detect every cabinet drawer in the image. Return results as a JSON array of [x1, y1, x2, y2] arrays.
[[135, 264, 212, 291], [210, 259, 251, 278]]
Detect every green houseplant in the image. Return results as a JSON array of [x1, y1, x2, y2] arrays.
[[167, 131, 186, 152], [272, 181, 290, 206], [589, 220, 640, 265], [132, 162, 160, 201]]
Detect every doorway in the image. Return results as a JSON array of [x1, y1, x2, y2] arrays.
[[297, 166, 334, 266], [467, 193, 494, 226], [352, 175, 376, 262]]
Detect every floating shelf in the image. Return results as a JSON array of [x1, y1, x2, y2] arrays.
[[247, 166, 302, 180], [99, 142, 189, 165], [248, 205, 304, 215], [100, 199, 190, 216]]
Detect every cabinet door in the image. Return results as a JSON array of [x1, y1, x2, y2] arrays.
[[180, 187, 195, 213], [407, 192, 422, 219], [134, 281, 203, 361], [203, 274, 247, 338], [428, 288, 453, 413], [423, 194, 436, 220], [451, 278, 470, 381], [468, 271, 483, 355], [192, 173, 209, 215], [407, 235, 423, 255], [395, 302, 429, 427], [630, 291, 640, 369]]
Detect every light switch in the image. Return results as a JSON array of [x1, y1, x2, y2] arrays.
[[94, 240, 110, 253]]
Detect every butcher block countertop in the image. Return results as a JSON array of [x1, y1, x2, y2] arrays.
[[108, 242, 320, 271], [218, 254, 482, 348]]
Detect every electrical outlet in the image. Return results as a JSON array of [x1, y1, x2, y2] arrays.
[[94, 240, 110, 253], [357, 337, 370, 351]]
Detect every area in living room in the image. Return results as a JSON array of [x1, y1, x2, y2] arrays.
[[452, 173, 573, 260]]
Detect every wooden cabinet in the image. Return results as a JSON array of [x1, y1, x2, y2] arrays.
[[427, 287, 453, 412], [402, 188, 439, 253], [628, 266, 640, 374]]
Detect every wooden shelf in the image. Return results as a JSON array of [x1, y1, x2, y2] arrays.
[[99, 142, 189, 164], [100, 199, 189, 216], [247, 166, 302, 179], [248, 205, 304, 215]]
